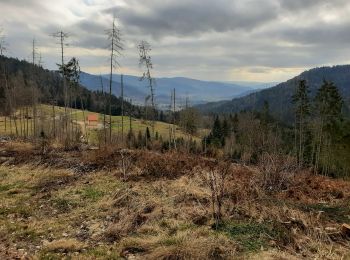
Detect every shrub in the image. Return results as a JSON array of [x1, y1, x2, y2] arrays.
[[258, 152, 298, 193]]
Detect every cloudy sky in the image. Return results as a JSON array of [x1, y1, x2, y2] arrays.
[[0, 0, 349, 82]]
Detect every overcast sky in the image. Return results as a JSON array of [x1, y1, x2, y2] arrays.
[[1, 0, 349, 82]]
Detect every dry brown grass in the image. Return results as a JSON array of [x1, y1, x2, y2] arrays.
[[44, 239, 85, 253], [0, 142, 349, 259], [119, 228, 237, 259]]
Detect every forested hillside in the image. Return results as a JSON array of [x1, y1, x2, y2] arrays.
[[197, 65, 350, 123], [0, 56, 142, 117]]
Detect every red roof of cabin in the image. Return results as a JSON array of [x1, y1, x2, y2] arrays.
[[87, 114, 98, 121]]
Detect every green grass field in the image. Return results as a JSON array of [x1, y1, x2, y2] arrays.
[[0, 105, 203, 144]]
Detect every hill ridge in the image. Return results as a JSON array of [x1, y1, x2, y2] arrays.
[[197, 64, 350, 123]]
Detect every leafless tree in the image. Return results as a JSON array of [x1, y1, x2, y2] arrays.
[[168, 88, 177, 149], [0, 29, 8, 134], [100, 74, 107, 145], [139, 40, 156, 135], [168, 90, 172, 149], [0, 27, 7, 56], [51, 31, 70, 134], [121, 74, 124, 142], [106, 17, 123, 143], [31, 38, 39, 137]]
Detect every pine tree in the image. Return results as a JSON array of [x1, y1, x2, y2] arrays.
[[206, 116, 225, 148], [314, 80, 343, 174], [231, 113, 239, 134], [222, 118, 230, 138], [212, 116, 222, 140], [292, 80, 310, 167]]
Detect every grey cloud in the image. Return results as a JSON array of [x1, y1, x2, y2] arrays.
[[278, 23, 350, 47], [67, 20, 109, 49], [75, 34, 107, 49], [2, 0, 350, 81], [0, 0, 40, 4], [278, 0, 347, 11], [106, 0, 279, 38], [40, 19, 109, 50], [75, 20, 106, 34]]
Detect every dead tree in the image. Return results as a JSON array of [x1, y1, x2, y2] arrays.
[[138, 41, 156, 135], [51, 31, 69, 135], [106, 17, 123, 143], [3, 69, 17, 136], [121, 74, 124, 142], [100, 74, 107, 145], [128, 98, 133, 147], [0, 28, 8, 132], [31, 38, 39, 137], [0, 27, 7, 56], [168, 90, 172, 149], [172, 88, 176, 149]]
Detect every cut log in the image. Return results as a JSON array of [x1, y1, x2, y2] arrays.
[[341, 224, 350, 237]]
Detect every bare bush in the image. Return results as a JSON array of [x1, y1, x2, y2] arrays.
[[118, 149, 133, 180], [136, 152, 197, 180], [203, 163, 230, 229], [258, 152, 298, 193]]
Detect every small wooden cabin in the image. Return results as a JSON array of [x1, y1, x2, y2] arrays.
[[87, 114, 98, 126]]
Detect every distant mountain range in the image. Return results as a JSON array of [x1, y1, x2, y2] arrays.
[[224, 81, 278, 89], [197, 65, 350, 123], [79, 72, 272, 108]]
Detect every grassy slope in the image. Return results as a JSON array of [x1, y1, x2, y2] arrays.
[[0, 142, 349, 259], [0, 105, 201, 144]]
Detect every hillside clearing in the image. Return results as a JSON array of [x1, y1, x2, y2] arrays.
[[0, 104, 201, 144]]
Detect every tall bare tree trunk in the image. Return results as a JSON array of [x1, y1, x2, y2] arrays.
[[52, 103, 56, 138], [121, 74, 124, 143], [52, 31, 69, 142], [108, 23, 114, 144], [173, 88, 176, 149], [26, 106, 29, 138], [169, 90, 172, 149], [19, 108, 23, 137], [100, 75, 107, 146], [80, 96, 88, 144]]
